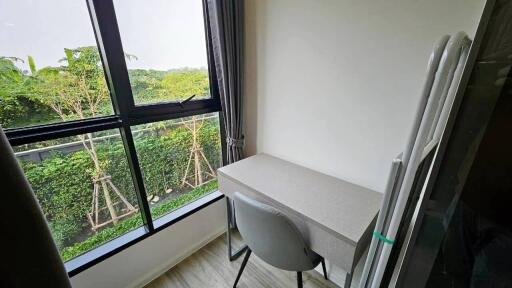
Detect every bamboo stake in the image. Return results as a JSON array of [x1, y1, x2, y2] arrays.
[[100, 178, 118, 225], [107, 179, 136, 211], [181, 149, 194, 187], [199, 149, 216, 176], [94, 183, 99, 226]]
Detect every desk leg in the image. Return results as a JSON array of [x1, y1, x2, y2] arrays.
[[344, 272, 352, 288], [344, 267, 354, 288], [226, 197, 248, 261]]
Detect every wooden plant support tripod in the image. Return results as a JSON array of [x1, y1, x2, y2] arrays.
[[86, 174, 138, 231], [180, 116, 216, 188]]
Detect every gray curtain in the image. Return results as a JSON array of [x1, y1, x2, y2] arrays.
[[207, 0, 245, 164], [0, 127, 71, 288]]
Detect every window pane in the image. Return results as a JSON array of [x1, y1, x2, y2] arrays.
[[113, 0, 211, 105], [0, 0, 113, 129], [133, 113, 222, 219], [14, 129, 142, 262]]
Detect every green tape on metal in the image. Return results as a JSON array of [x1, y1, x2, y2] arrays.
[[373, 231, 395, 245]]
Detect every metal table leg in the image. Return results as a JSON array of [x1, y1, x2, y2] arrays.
[[344, 266, 355, 288], [344, 272, 353, 288], [226, 197, 248, 261]]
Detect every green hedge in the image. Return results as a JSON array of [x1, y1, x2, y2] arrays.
[[60, 180, 218, 261], [20, 118, 221, 254]]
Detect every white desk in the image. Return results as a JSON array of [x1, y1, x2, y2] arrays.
[[218, 154, 382, 288]]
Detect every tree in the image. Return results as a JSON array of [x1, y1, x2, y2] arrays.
[[180, 115, 216, 188], [0, 57, 38, 126], [128, 69, 166, 103], [1, 48, 215, 226], [160, 69, 209, 100], [159, 69, 215, 189], [30, 47, 136, 230], [33, 47, 111, 120]]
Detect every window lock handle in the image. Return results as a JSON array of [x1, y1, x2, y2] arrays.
[[178, 94, 196, 108]]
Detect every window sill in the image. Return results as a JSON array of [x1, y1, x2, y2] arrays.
[[66, 190, 224, 277]]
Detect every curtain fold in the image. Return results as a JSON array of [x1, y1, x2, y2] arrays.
[[207, 0, 245, 164], [0, 126, 71, 288]]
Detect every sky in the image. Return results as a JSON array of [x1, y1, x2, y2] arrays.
[[0, 0, 208, 72]]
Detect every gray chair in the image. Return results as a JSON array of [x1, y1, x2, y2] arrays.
[[233, 192, 327, 288]]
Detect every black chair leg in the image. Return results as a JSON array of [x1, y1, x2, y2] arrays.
[[297, 271, 303, 288], [320, 258, 328, 280], [233, 248, 252, 288]]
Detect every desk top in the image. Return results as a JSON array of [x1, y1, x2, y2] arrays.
[[218, 154, 382, 245]]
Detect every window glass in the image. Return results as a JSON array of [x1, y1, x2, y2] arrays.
[[113, 0, 211, 104], [132, 113, 221, 219], [0, 0, 113, 128], [15, 129, 142, 262], [3, 0, 223, 267]]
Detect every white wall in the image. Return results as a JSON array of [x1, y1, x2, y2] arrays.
[[244, 0, 486, 192], [71, 201, 226, 288]]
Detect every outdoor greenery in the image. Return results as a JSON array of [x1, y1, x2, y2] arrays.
[[129, 68, 209, 103], [1, 47, 221, 261], [60, 180, 218, 261], [20, 120, 220, 253], [0, 47, 210, 128]]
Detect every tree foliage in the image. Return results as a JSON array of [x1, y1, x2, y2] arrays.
[[128, 68, 210, 103], [160, 68, 209, 100], [21, 118, 221, 253], [0, 57, 48, 126], [128, 69, 166, 102], [31, 46, 112, 120], [1, 47, 218, 261], [1, 50, 210, 126]]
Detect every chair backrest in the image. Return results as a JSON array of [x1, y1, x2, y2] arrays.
[[233, 192, 319, 271]]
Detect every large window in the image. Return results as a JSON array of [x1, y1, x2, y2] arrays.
[[0, 0, 113, 128], [14, 130, 143, 262], [1, 0, 223, 275], [114, 0, 211, 104], [133, 113, 222, 220]]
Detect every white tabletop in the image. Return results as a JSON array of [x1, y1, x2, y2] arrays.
[[218, 154, 382, 246]]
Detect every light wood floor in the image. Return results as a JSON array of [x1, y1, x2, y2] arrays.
[[146, 232, 339, 288]]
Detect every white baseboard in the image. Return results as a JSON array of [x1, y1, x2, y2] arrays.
[[130, 228, 226, 288]]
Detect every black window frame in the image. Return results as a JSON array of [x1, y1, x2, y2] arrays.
[[4, 0, 226, 276]]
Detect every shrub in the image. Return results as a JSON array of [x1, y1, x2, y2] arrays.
[[20, 118, 221, 254], [60, 180, 218, 261]]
